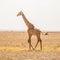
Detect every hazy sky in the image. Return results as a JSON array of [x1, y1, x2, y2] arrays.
[[0, 0, 60, 31]]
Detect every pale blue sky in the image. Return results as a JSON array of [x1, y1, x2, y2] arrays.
[[0, 0, 60, 31]]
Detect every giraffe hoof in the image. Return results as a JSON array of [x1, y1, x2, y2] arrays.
[[32, 48, 35, 50]]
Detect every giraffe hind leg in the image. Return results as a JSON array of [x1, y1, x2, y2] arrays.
[[34, 38, 42, 51], [39, 39, 42, 51], [34, 39, 39, 49]]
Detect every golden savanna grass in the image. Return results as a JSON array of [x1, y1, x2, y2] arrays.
[[0, 31, 60, 60], [0, 31, 60, 52]]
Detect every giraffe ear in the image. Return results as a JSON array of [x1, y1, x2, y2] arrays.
[[20, 8, 23, 12], [20, 10, 22, 12]]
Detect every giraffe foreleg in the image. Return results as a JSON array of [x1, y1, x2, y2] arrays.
[[28, 39, 31, 50], [28, 39, 34, 50]]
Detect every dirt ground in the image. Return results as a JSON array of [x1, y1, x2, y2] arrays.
[[0, 51, 60, 60], [0, 31, 60, 60]]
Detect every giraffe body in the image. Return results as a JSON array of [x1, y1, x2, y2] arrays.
[[17, 11, 42, 50]]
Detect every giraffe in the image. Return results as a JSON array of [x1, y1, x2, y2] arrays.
[[17, 11, 43, 51]]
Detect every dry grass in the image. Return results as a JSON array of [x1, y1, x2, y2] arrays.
[[0, 31, 60, 60]]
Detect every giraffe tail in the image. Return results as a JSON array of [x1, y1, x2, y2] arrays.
[[41, 32, 48, 35]]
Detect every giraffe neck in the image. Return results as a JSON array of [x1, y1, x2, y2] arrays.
[[21, 13, 34, 29]]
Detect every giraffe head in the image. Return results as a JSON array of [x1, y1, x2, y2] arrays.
[[17, 11, 23, 16]]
